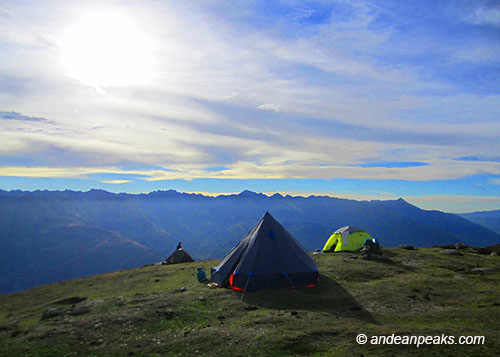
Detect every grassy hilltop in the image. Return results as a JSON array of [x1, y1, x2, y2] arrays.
[[1, 248, 499, 356]]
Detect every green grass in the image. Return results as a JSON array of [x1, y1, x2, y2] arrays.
[[1, 248, 499, 356]]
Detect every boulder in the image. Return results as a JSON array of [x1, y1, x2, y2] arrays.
[[440, 249, 462, 255], [54, 296, 87, 305], [399, 245, 416, 250], [41, 308, 64, 320], [476, 248, 493, 255], [70, 306, 91, 316]]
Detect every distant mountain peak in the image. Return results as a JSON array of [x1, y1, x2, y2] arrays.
[[238, 190, 265, 198]]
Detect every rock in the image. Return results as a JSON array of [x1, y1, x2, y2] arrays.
[[244, 306, 258, 311], [83, 299, 104, 307], [476, 248, 493, 255], [54, 296, 87, 305], [198, 296, 206, 301], [398, 245, 416, 250], [217, 315, 225, 320], [161, 310, 174, 319], [41, 308, 64, 320], [435, 244, 456, 249], [70, 306, 91, 316], [350, 305, 362, 311], [455, 242, 467, 250], [440, 249, 462, 255], [155, 279, 160, 283], [469, 267, 497, 274], [290, 311, 298, 316], [491, 252, 498, 256]]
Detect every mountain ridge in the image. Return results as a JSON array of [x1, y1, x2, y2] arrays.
[[459, 209, 500, 235], [1, 188, 498, 295]]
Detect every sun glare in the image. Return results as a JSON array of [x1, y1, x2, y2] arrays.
[[61, 11, 156, 88]]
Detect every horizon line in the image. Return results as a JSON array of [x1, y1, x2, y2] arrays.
[[0, 187, 405, 201]]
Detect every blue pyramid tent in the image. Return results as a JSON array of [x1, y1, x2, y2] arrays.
[[211, 212, 318, 291]]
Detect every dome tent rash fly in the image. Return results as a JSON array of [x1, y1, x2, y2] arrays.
[[322, 226, 373, 252], [210, 212, 318, 291]]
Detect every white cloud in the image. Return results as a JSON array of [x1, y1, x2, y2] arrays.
[[257, 104, 280, 112], [101, 180, 131, 184], [466, 7, 500, 27]]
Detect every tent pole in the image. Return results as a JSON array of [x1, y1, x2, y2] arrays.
[[286, 275, 298, 295], [240, 276, 251, 301]]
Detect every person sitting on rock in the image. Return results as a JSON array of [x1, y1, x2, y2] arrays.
[[176, 242, 182, 250]]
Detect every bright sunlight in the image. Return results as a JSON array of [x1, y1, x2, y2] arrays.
[[61, 10, 156, 88]]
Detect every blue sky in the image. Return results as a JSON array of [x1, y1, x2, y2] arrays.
[[1, 0, 500, 212]]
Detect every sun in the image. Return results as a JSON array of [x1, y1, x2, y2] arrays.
[[61, 11, 156, 88]]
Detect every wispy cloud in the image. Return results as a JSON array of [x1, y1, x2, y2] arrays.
[[464, 6, 500, 27], [0, 111, 48, 122], [1, 157, 499, 183], [101, 180, 131, 184]]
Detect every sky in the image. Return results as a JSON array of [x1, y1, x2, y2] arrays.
[[1, 0, 500, 213]]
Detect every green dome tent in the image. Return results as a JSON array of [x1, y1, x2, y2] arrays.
[[322, 226, 373, 252]]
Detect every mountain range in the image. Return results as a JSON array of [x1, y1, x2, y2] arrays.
[[459, 210, 500, 235], [1, 188, 499, 295]]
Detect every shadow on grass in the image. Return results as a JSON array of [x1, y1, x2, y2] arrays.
[[234, 274, 378, 324]]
